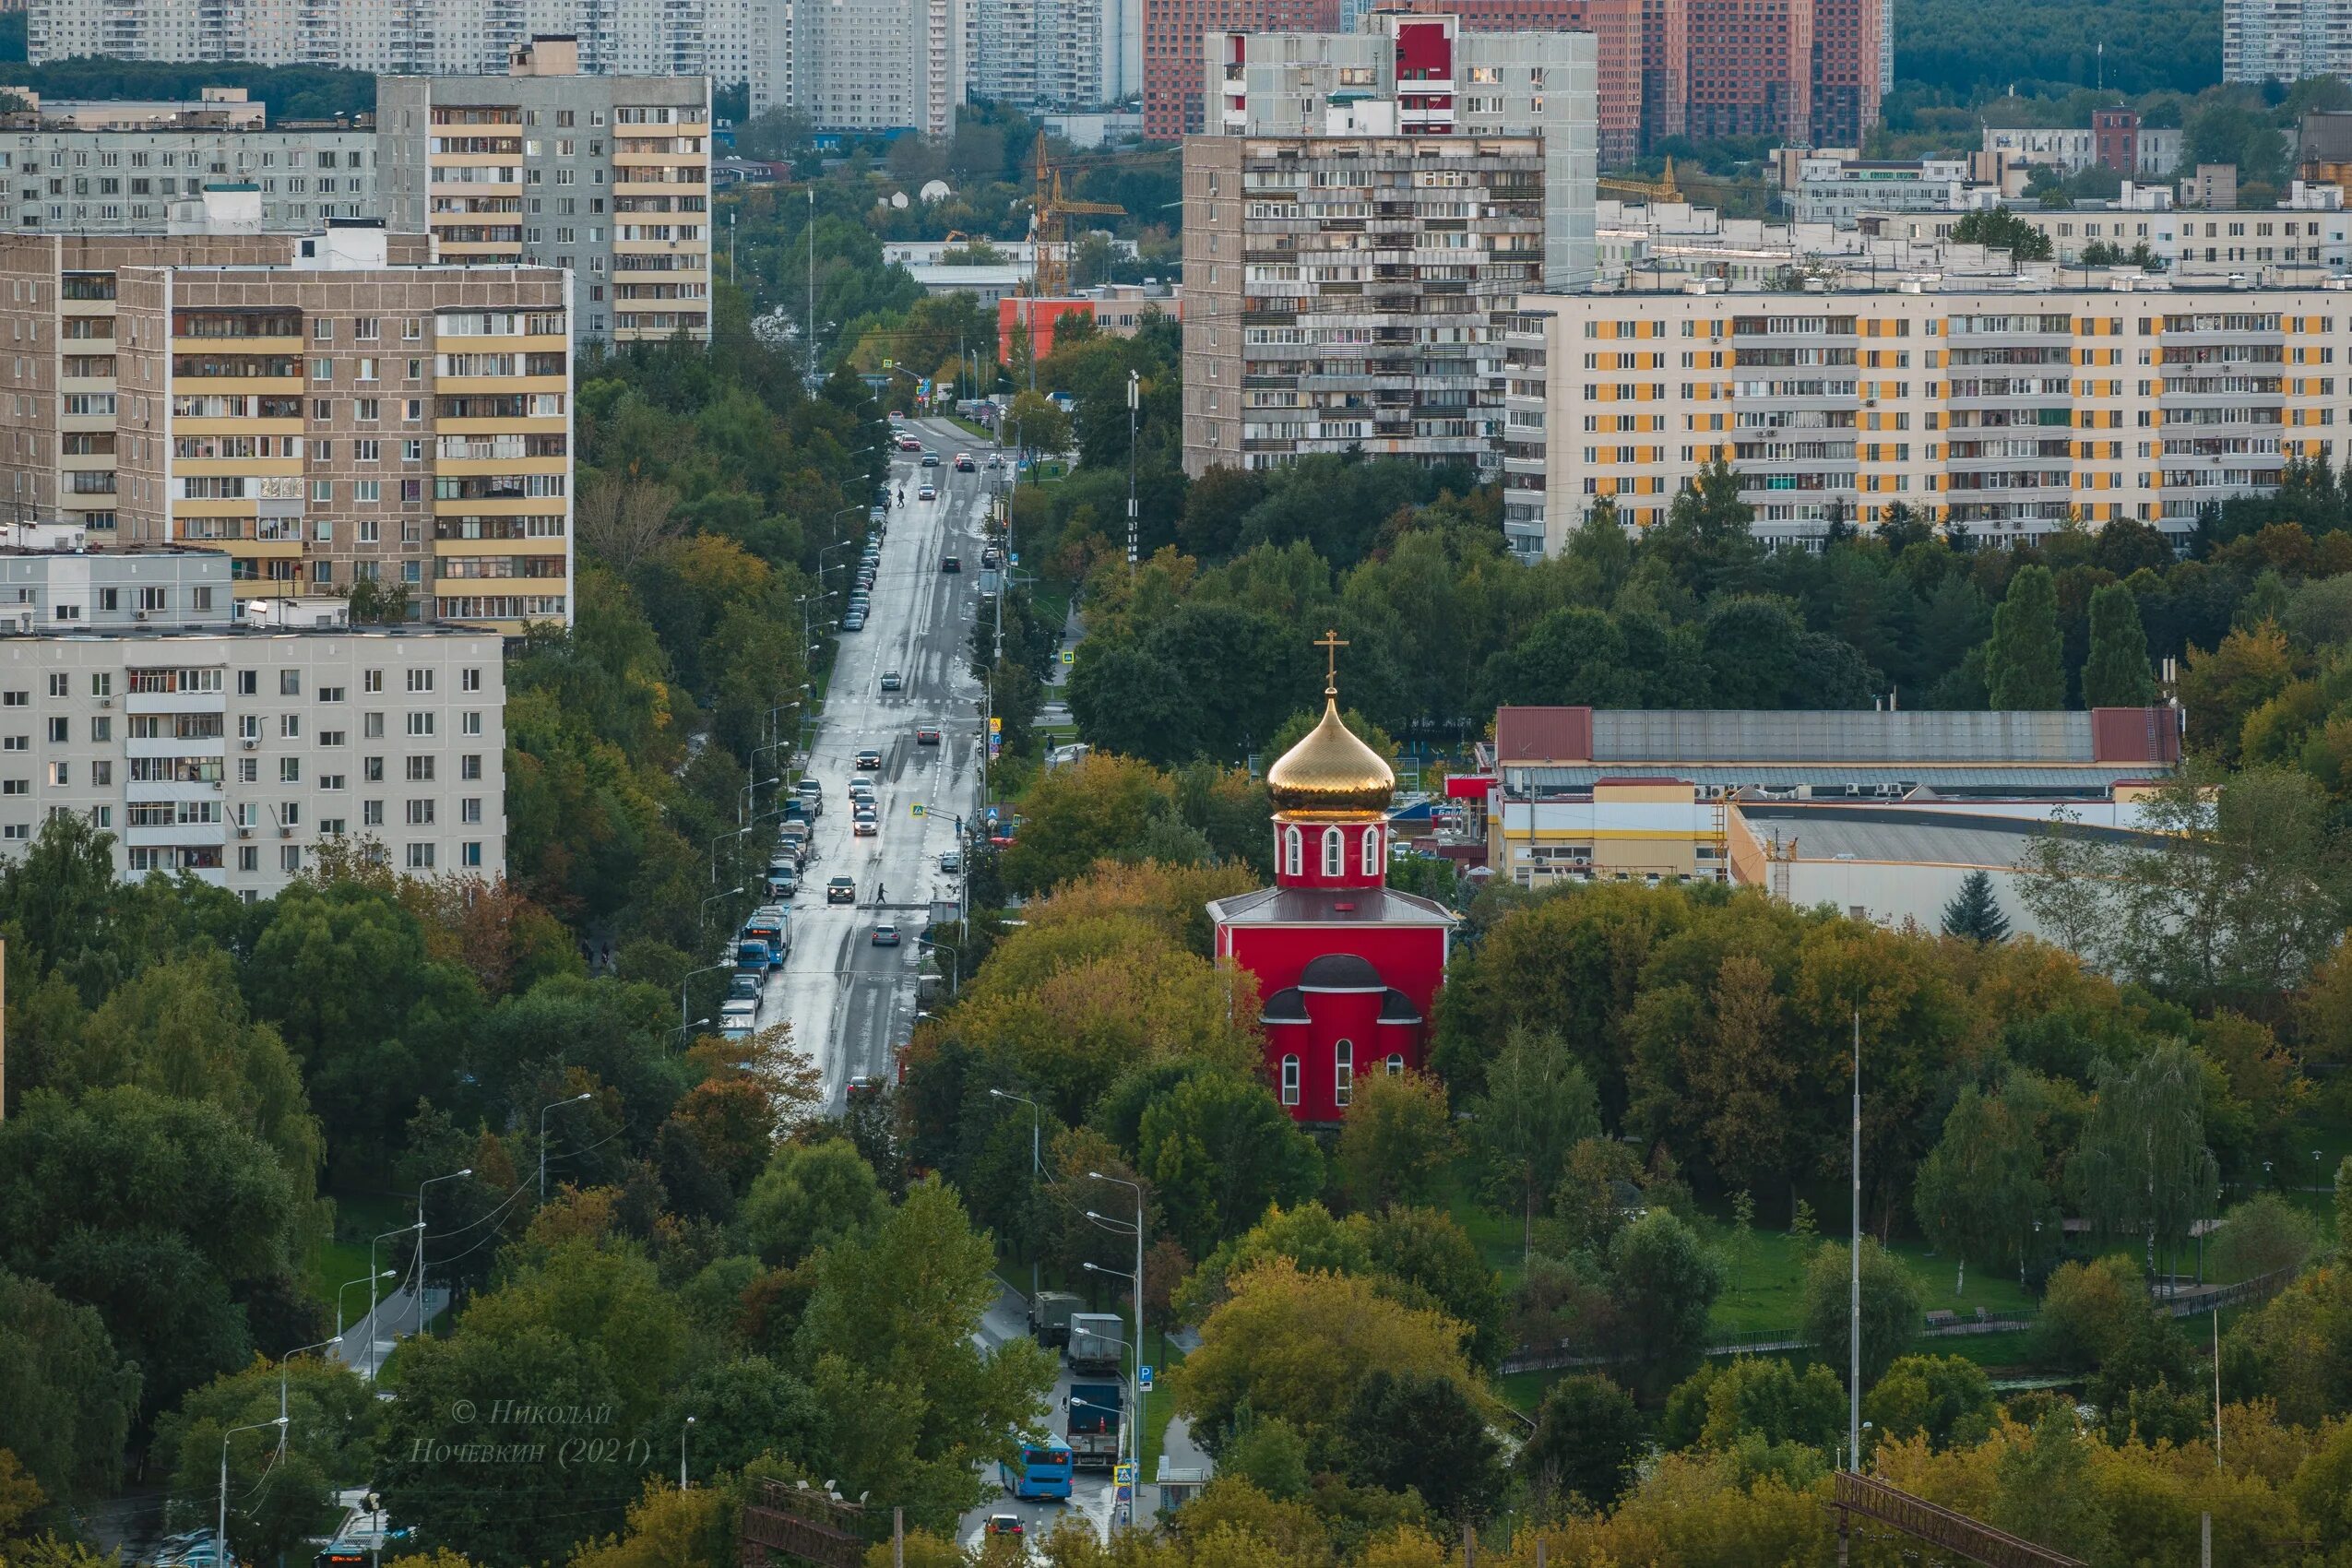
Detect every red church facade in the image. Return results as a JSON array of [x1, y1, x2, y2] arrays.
[[1208, 662, 1455, 1123]]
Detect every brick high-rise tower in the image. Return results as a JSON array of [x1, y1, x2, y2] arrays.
[[1142, 0, 1339, 140]]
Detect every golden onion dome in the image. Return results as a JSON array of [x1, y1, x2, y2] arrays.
[[1266, 695, 1395, 814]]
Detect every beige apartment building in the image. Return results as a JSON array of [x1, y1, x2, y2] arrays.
[[0, 221, 576, 635], [1182, 133, 1547, 480], [377, 39, 711, 347], [1508, 279, 2352, 554]]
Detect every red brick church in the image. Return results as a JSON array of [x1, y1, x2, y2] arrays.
[[1208, 638, 1456, 1123]]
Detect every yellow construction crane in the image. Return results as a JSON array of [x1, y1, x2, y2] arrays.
[[1597, 155, 1686, 203], [1027, 129, 1127, 298]]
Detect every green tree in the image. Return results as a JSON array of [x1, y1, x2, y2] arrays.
[[0, 1269, 139, 1508], [152, 1358, 379, 1568], [1693, 1357, 1846, 1453], [1338, 1370, 1504, 1523], [1990, 1411, 2109, 1562], [1606, 1211, 1722, 1398], [1800, 1239, 1922, 1394], [1334, 1070, 1455, 1210], [1938, 871, 2012, 944], [1985, 564, 2063, 709], [2080, 580, 2157, 707], [794, 1179, 1057, 1530], [1520, 1374, 1645, 1509], [1468, 1028, 1601, 1260], [1134, 1071, 1324, 1256], [1361, 1207, 1508, 1372], [999, 753, 1173, 896], [1951, 208, 2055, 262], [1913, 1084, 2046, 1295], [1862, 1354, 1995, 1452], [2069, 1040, 2221, 1277], [740, 1139, 887, 1266]]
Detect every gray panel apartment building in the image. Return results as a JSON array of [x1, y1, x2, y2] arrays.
[[376, 39, 712, 348], [0, 544, 505, 899], [2, 88, 375, 235]]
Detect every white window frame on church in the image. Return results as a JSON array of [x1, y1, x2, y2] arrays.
[[1361, 825, 1381, 876], [1385, 1053, 1405, 1075], [1334, 1039, 1353, 1108], [1280, 1053, 1301, 1105], [1284, 826, 1303, 876], [1322, 826, 1344, 876]]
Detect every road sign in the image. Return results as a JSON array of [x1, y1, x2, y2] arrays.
[[909, 802, 925, 817], [1114, 1463, 1136, 1487], [989, 716, 1003, 733], [1138, 1366, 1154, 1392], [986, 806, 1000, 824], [1060, 649, 1074, 665]]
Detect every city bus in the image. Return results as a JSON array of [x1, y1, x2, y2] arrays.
[[999, 1436, 1075, 1502]]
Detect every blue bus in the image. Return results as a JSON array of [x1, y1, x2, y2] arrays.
[[999, 1436, 1075, 1502]]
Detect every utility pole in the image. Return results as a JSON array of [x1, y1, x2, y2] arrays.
[[1126, 369, 1139, 571], [805, 185, 816, 388], [1849, 1007, 1862, 1472]]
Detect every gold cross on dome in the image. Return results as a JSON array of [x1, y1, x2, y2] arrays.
[[1314, 628, 1348, 695]]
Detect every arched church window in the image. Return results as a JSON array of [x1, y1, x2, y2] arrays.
[[1322, 826, 1344, 876], [1279, 1054, 1300, 1106], [1361, 825, 1381, 876], [1334, 1039, 1353, 1108], [1385, 1053, 1405, 1076], [1284, 826, 1302, 877]]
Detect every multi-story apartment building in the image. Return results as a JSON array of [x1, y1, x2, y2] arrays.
[[968, 0, 1134, 112], [1376, 0, 1877, 156], [0, 219, 435, 546], [377, 40, 711, 348], [1862, 198, 2352, 277], [1144, 0, 1339, 141], [30, 0, 722, 76], [1504, 280, 2352, 557], [2226, 0, 2352, 84], [782, 0, 961, 135], [0, 543, 505, 897], [0, 220, 575, 633], [1207, 10, 1598, 287], [1791, 155, 1976, 224], [1181, 133, 1545, 478], [1, 88, 375, 235]]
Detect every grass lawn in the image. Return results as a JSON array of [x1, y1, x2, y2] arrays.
[[1704, 1221, 2036, 1339], [303, 1193, 409, 1323]]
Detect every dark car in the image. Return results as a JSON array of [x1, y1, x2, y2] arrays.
[[826, 876, 856, 904], [921, 451, 941, 467], [856, 748, 883, 769], [881, 670, 902, 691], [985, 1515, 1023, 1538], [727, 972, 762, 1002], [871, 922, 901, 946], [941, 555, 961, 573]]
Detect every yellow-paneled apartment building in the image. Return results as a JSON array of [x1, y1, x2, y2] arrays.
[[1503, 279, 2352, 554], [0, 222, 576, 635]]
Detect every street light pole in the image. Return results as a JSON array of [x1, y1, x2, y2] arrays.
[[1125, 369, 1139, 571], [364, 1224, 421, 1379], [338, 1270, 395, 1341], [1090, 1170, 1147, 1515], [681, 960, 730, 1038], [1849, 1008, 1861, 1472], [540, 1091, 592, 1203], [990, 1087, 1045, 1305], [220, 1416, 287, 1564], [916, 935, 959, 998], [415, 1168, 472, 1301], [681, 1415, 695, 1490]]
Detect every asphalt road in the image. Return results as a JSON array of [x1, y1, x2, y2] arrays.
[[960, 1286, 1123, 1552], [754, 417, 994, 1112]]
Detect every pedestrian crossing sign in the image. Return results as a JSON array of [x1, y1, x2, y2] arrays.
[[1060, 649, 1074, 665], [1115, 1463, 1136, 1486], [989, 717, 1003, 733], [910, 802, 925, 817]]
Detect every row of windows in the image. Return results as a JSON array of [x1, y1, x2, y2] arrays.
[[1275, 1044, 1406, 1108], [1279, 824, 1384, 878]]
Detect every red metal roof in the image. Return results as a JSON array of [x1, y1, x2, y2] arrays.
[[1494, 706, 1593, 764], [2090, 707, 2181, 765], [1443, 774, 1493, 799]]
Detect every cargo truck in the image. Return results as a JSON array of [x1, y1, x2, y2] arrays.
[[1065, 1382, 1124, 1473], [1066, 1313, 1125, 1376], [1028, 1290, 1083, 1350]]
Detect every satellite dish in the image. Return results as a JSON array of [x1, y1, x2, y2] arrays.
[[920, 179, 952, 204], [890, 191, 909, 209]]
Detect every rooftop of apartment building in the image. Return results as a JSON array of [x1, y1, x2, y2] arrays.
[[0, 86, 372, 134], [1731, 800, 2166, 865]]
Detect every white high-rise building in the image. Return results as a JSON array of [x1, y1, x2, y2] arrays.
[[2226, 0, 2352, 82], [968, 0, 1132, 112], [30, 0, 719, 75], [774, 0, 960, 133]]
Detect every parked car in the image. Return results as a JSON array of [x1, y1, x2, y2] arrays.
[[728, 972, 762, 1002], [843, 612, 865, 630], [940, 849, 963, 873], [826, 876, 856, 904]]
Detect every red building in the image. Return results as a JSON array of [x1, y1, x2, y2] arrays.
[[1208, 657, 1455, 1123], [1142, 0, 1340, 143]]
